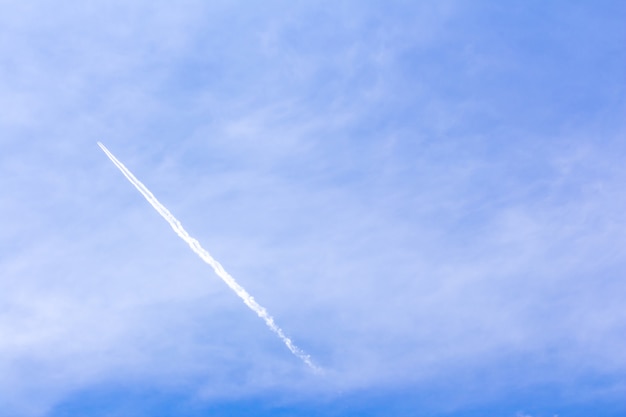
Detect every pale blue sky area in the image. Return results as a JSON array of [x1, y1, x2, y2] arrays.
[[1, 1, 625, 416]]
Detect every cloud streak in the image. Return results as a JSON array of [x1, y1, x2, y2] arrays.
[[97, 141, 319, 371]]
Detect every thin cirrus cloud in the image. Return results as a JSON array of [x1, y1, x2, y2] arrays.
[[0, 1, 625, 416]]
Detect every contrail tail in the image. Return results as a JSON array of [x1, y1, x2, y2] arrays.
[[97, 142, 319, 371]]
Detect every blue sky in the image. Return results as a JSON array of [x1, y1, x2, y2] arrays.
[[1, 1, 625, 416]]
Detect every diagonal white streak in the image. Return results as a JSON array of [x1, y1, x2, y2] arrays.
[[97, 142, 319, 371]]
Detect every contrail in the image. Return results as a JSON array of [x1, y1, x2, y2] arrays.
[[97, 142, 318, 371]]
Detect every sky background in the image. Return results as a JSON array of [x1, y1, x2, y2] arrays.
[[1, 1, 625, 416]]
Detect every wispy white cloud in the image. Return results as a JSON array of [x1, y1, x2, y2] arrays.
[[1, 0, 625, 416]]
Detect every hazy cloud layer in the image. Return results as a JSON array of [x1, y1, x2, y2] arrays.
[[1, 1, 624, 416]]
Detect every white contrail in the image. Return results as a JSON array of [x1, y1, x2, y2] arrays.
[[97, 142, 318, 371]]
